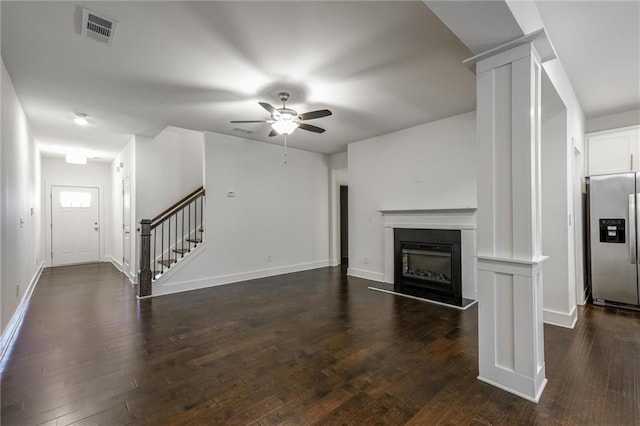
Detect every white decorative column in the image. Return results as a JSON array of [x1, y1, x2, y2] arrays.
[[465, 30, 556, 402]]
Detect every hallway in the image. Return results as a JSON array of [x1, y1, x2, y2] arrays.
[[1, 264, 638, 424]]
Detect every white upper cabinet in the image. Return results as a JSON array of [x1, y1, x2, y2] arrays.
[[587, 125, 640, 176]]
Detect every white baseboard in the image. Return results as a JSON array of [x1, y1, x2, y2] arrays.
[[110, 256, 124, 272], [0, 262, 44, 362], [153, 259, 331, 297], [109, 256, 136, 284], [347, 267, 385, 283], [543, 306, 577, 329]]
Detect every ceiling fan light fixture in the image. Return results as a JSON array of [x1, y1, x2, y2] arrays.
[[271, 120, 298, 135], [73, 113, 90, 126]]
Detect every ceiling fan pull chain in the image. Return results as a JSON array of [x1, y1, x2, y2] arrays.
[[284, 133, 288, 164]]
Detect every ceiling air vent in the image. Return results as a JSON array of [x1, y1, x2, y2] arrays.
[[81, 8, 117, 46]]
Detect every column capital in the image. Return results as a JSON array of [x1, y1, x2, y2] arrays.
[[464, 28, 556, 74]]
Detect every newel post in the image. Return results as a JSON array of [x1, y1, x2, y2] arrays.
[[138, 219, 152, 298]]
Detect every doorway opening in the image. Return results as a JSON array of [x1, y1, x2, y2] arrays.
[[122, 176, 131, 278], [340, 185, 348, 267]]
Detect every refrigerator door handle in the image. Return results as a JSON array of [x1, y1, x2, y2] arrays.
[[630, 194, 636, 264]]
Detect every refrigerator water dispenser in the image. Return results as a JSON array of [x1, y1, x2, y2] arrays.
[[599, 218, 625, 243]]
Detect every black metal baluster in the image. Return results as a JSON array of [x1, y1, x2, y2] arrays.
[[161, 221, 164, 273], [188, 202, 191, 246], [200, 194, 203, 238], [181, 209, 185, 256], [153, 227, 156, 278], [174, 212, 177, 261]]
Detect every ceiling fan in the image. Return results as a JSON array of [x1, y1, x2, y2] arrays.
[[231, 92, 332, 136]]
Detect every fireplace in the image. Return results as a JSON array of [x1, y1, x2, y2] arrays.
[[394, 228, 462, 306]]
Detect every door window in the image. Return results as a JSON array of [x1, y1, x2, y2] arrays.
[[59, 191, 92, 208]]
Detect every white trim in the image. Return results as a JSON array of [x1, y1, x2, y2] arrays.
[[477, 375, 548, 404], [347, 267, 385, 282], [585, 123, 640, 138], [543, 306, 577, 329], [109, 256, 136, 284], [384, 222, 476, 230], [0, 262, 44, 363], [477, 254, 549, 266], [153, 260, 331, 297], [464, 28, 556, 72], [110, 255, 124, 272], [379, 207, 476, 214], [368, 286, 478, 311]]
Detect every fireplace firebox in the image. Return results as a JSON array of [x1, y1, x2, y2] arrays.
[[394, 228, 462, 306]]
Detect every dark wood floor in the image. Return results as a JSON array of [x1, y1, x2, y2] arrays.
[[1, 263, 639, 425]]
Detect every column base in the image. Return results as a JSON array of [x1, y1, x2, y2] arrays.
[[477, 255, 548, 403], [478, 365, 547, 403]]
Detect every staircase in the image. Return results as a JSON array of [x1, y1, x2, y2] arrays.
[[138, 187, 205, 297]]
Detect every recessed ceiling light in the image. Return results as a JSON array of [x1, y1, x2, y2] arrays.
[[73, 113, 90, 126]]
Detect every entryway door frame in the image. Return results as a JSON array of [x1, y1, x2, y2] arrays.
[[45, 184, 104, 267], [330, 168, 348, 266]]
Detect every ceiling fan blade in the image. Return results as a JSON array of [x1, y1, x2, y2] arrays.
[[230, 120, 268, 123], [298, 123, 326, 134], [298, 109, 332, 121], [259, 102, 277, 115], [268, 129, 279, 137]]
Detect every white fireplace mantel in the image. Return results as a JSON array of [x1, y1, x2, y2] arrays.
[[379, 207, 477, 300]]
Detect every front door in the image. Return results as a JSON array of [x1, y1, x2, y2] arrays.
[[51, 186, 100, 266]]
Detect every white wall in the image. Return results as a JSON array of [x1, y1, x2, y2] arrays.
[[541, 109, 577, 327], [41, 157, 112, 266], [135, 127, 204, 221], [347, 111, 477, 281], [0, 58, 43, 333], [586, 109, 640, 133], [152, 131, 330, 296], [111, 137, 136, 280]]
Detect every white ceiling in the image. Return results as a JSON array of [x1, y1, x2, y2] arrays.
[[1, 2, 638, 162], [1, 1, 476, 160], [536, 0, 640, 119]]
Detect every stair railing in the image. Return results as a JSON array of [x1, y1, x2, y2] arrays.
[[138, 186, 205, 297]]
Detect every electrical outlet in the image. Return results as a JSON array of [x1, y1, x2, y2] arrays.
[[16, 283, 20, 297], [364, 256, 368, 265], [227, 191, 235, 198], [267, 255, 272, 262], [416, 174, 423, 183]]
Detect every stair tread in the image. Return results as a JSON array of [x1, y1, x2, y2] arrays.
[[158, 259, 175, 267], [173, 248, 189, 254], [186, 238, 202, 243]]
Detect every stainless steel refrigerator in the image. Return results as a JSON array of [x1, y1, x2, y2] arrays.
[[589, 172, 640, 307]]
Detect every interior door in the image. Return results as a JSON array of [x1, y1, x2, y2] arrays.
[[122, 176, 131, 274], [51, 186, 100, 266]]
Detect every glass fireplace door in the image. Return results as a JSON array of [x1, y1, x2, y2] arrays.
[[401, 244, 452, 284]]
